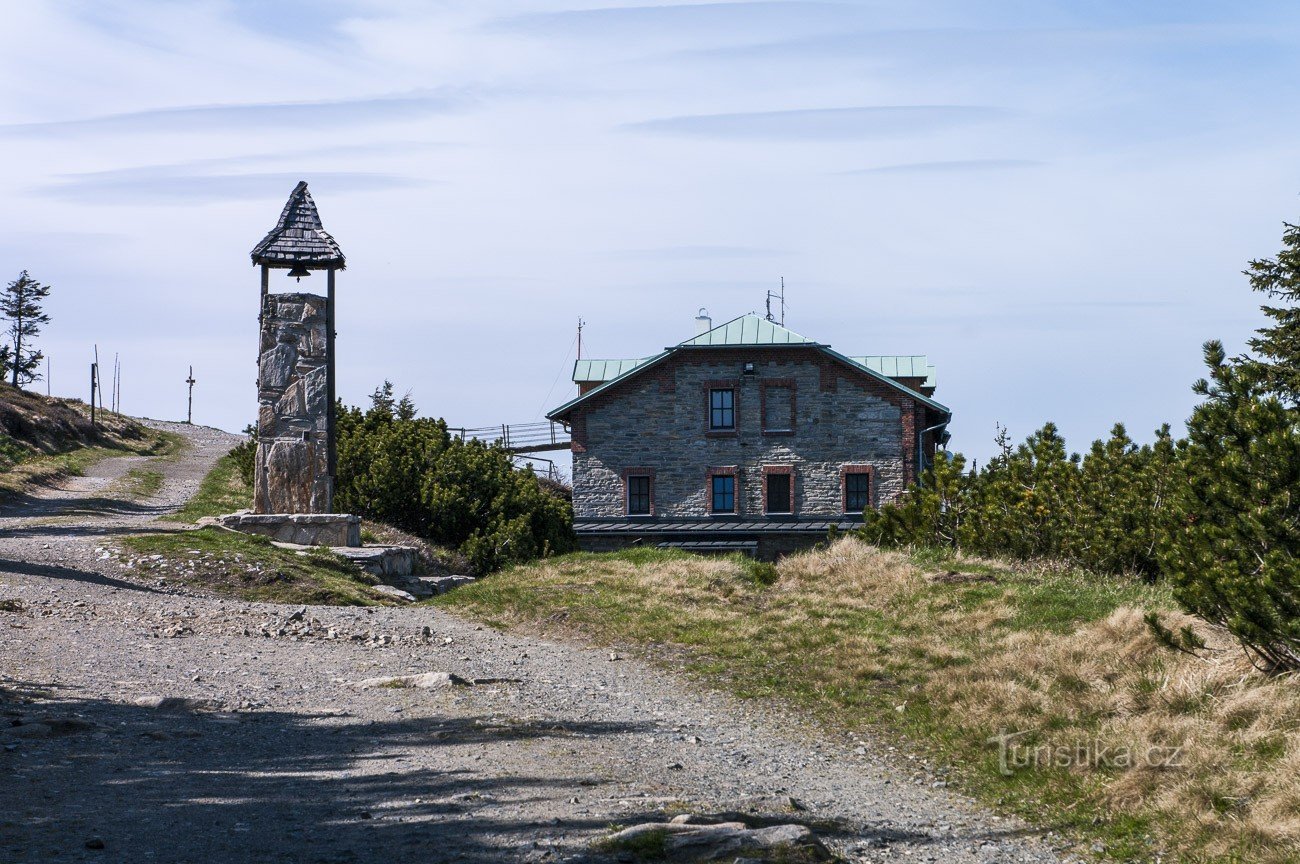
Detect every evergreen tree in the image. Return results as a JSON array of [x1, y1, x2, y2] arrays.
[[1156, 216, 1300, 672], [860, 450, 969, 549], [333, 386, 575, 573], [1, 271, 52, 388], [368, 380, 396, 416], [1245, 221, 1300, 402], [1074, 424, 1181, 578], [1160, 342, 1300, 671], [859, 420, 1184, 578]]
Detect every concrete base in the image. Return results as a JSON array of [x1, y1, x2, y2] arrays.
[[217, 512, 361, 548]]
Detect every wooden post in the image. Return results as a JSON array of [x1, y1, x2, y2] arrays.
[[326, 267, 337, 512], [186, 366, 196, 424], [258, 265, 269, 391], [89, 363, 97, 427]]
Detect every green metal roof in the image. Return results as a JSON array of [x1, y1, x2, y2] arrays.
[[574, 353, 935, 389], [573, 357, 653, 382], [679, 314, 815, 347], [851, 355, 936, 388], [551, 350, 673, 417], [549, 313, 950, 420]]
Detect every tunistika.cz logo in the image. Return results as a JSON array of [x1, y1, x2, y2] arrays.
[[987, 729, 1185, 776]]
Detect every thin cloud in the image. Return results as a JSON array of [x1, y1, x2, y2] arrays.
[[37, 167, 423, 205], [491, 2, 848, 35], [613, 245, 788, 260], [1045, 299, 1185, 308], [0, 90, 471, 137], [841, 159, 1044, 174], [623, 106, 1005, 140]]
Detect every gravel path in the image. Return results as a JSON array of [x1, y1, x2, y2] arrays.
[[0, 422, 1075, 863]]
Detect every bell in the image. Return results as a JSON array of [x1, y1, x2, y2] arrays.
[[286, 263, 311, 282]]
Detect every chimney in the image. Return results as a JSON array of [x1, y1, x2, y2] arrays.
[[695, 307, 712, 335]]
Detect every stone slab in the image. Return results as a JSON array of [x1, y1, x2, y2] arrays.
[[370, 584, 417, 603], [332, 546, 417, 578], [217, 512, 361, 547], [416, 575, 476, 595]]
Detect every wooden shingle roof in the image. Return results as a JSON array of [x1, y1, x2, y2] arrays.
[[250, 181, 346, 269]]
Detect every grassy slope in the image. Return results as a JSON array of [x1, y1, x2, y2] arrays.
[[435, 541, 1300, 864], [139, 452, 418, 605], [121, 527, 390, 606], [0, 385, 183, 499]]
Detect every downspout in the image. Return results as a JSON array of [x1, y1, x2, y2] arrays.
[[916, 418, 950, 489]]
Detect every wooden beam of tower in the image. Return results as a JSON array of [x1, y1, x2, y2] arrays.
[[327, 266, 337, 512]]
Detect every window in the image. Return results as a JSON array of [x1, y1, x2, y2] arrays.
[[627, 475, 652, 515], [709, 388, 735, 430], [765, 471, 792, 514], [711, 474, 736, 513], [844, 471, 871, 513], [761, 381, 795, 434]]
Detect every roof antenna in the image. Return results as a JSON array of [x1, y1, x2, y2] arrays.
[[577, 317, 585, 360], [765, 277, 786, 326]]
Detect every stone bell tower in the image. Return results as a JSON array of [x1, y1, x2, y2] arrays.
[[235, 181, 356, 545]]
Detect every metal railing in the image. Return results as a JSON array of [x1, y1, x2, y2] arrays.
[[450, 421, 570, 454]]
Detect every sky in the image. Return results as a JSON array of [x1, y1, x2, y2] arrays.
[[4, 0, 1300, 471]]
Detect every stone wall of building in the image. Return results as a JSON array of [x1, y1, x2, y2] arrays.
[[570, 348, 912, 520], [254, 292, 331, 514]]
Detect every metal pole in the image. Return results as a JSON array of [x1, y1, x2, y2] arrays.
[[326, 267, 337, 512], [186, 366, 196, 424]]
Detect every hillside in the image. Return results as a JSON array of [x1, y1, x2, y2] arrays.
[[435, 541, 1300, 864], [0, 385, 179, 496]]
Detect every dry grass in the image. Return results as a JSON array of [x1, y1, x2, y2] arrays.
[[439, 538, 1300, 863], [950, 606, 1300, 862]]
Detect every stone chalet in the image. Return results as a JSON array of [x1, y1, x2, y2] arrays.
[[546, 313, 952, 559]]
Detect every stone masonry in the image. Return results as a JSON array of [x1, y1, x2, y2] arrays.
[[254, 292, 331, 514], [571, 348, 909, 520]]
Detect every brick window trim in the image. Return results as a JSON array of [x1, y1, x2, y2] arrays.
[[762, 464, 795, 515], [840, 464, 875, 514], [706, 465, 740, 515], [703, 380, 739, 436], [760, 378, 797, 436], [622, 467, 656, 517]]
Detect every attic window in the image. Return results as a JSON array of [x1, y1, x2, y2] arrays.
[[709, 388, 735, 431]]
